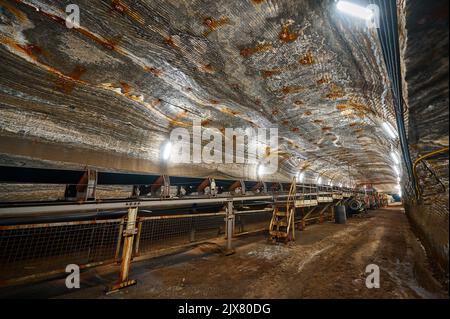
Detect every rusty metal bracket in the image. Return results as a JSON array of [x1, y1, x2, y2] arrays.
[[302, 206, 317, 221], [64, 168, 97, 202], [114, 217, 125, 263], [301, 202, 333, 228], [162, 175, 171, 198], [133, 218, 143, 257], [107, 206, 139, 294]]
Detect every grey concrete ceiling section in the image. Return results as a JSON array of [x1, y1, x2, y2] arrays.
[[0, 0, 401, 191]]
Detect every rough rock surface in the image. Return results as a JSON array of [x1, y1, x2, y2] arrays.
[[403, 0, 449, 287], [0, 0, 402, 190]]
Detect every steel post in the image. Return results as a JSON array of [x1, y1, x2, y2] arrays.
[[114, 217, 125, 263], [134, 217, 143, 257], [329, 205, 335, 221], [108, 206, 138, 294], [225, 200, 235, 255]]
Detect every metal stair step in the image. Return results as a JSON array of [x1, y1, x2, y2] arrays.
[[269, 231, 289, 238], [272, 221, 288, 227]]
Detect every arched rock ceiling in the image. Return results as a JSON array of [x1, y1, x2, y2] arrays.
[[0, 0, 401, 191]]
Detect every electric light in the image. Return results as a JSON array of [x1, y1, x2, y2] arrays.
[[397, 184, 402, 198], [161, 141, 172, 161], [337, 1, 374, 20], [382, 122, 398, 139], [393, 165, 400, 177], [298, 172, 305, 182], [257, 164, 266, 178], [390, 151, 400, 165]]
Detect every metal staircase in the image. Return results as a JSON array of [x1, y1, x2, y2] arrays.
[[269, 177, 296, 243]]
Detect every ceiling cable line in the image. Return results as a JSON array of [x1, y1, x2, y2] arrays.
[[371, 0, 417, 197], [381, 3, 398, 99], [385, 2, 402, 103], [378, 5, 394, 88]]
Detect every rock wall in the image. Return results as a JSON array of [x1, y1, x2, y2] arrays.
[[403, 0, 449, 288]]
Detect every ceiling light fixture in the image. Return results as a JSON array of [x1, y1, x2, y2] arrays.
[[393, 165, 401, 177], [161, 141, 172, 161], [397, 184, 402, 197], [390, 151, 400, 165], [336, 1, 374, 20], [257, 164, 266, 178], [297, 172, 305, 182], [382, 122, 398, 139]]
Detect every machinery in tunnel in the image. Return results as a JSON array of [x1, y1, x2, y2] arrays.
[[0, 164, 392, 289]]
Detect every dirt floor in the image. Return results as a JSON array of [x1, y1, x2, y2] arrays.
[[1, 205, 447, 299]]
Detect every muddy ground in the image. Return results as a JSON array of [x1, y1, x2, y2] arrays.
[[1, 205, 447, 299]]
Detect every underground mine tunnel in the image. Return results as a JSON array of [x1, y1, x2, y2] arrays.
[[0, 0, 448, 301]]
